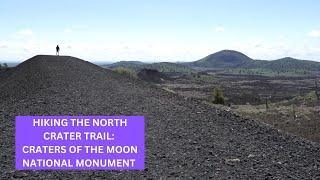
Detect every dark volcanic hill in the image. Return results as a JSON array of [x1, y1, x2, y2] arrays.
[[192, 50, 254, 68], [189, 50, 320, 73], [262, 57, 320, 71], [137, 68, 168, 83], [0, 55, 320, 179]]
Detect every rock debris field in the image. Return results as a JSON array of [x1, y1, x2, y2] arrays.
[[0, 55, 319, 179]]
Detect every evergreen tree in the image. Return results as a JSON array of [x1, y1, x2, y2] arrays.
[[212, 87, 225, 105]]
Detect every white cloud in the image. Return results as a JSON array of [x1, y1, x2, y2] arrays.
[[311, 47, 320, 52], [2, 28, 320, 62], [0, 42, 8, 48], [17, 29, 33, 36], [227, 37, 320, 61], [0, 45, 8, 48], [248, 38, 264, 48], [215, 26, 225, 32], [64, 28, 72, 34], [22, 41, 40, 53], [308, 29, 320, 38]]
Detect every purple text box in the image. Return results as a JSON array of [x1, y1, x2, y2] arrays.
[[16, 116, 144, 170]]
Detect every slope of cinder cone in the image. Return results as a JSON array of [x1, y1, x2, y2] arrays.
[[0, 55, 319, 179], [0, 55, 116, 101]]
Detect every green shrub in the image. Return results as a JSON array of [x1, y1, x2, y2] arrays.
[[0, 63, 8, 69], [113, 67, 137, 78], [212, 87, 225, 105]]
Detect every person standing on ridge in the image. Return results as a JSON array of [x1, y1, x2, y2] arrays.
[[56, 45, 60, 56]]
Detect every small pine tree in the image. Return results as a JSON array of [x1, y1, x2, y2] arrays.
[[3, 63, 8, 68], [212, 87, 225, 105]]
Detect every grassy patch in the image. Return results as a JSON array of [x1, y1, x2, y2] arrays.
[[113, 67, 137, 78]]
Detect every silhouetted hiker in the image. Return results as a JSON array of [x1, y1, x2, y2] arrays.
[[56, 45, 60, 56]]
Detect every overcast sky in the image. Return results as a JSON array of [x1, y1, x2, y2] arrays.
[[0, 0, 320, 62]]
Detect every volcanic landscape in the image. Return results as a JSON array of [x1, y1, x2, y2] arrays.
[[0, 55, 319, 179]]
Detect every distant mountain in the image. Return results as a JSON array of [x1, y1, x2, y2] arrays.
[[192, 50, 253, 68], [261, 57, 320, 71], [0, 62, 21, 67], [190, 50, 320, 74], [105, 61, 147, 69], [103, 50, 320, 76], [105, 61, 196, 75]]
